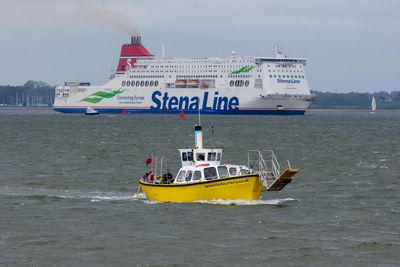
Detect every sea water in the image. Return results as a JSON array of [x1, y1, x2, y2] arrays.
[[0, 108, 399, 266]]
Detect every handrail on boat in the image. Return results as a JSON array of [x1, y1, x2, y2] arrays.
[[154, 156, 166, 179], [247, 149, 288, 189]]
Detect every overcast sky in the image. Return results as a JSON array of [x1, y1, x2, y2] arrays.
[[0, 0, 399, 92]]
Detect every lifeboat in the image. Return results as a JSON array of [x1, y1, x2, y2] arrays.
[[200, 81, 209, 89], [174, 79, 187, 88], [187, 79, 199, 88]]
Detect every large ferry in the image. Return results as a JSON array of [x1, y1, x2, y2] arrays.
[[54, 35, 314, 115]]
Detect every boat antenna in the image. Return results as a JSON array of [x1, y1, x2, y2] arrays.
[[211, 125, 214, 150], [197, 87, 201, 125], [194, 87, 203, 149]]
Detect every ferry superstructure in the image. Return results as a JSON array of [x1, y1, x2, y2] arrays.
[[54, 35, 314, 115]]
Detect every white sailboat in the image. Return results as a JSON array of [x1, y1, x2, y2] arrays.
[[370, 96, 376, 114]]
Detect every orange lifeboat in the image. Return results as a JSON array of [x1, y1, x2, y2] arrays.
[[187, 79, 199, 88], [175, 80, 187, 88], [200, 81, 209, 89]]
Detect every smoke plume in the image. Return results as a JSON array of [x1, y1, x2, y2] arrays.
[[78, 4, 139, 36]]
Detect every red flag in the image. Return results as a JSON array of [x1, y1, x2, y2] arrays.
[[145, 156, 152, 166]]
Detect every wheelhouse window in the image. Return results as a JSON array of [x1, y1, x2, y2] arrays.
[[217, 166, 229, 178], [204, 167, 218, 180], [176, 170, 186, 182], [181, 151, 194, 161], [239, 168, 250, 175], [217, 153, 221, 161], [185, 171, 193, 182], [208, 152, 216, 161], [193, 171, 202, 181], [196, 153, 205, 161], [229, 167, 237, 176]]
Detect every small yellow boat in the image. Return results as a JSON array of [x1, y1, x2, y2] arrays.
[[138, 125, 299, 202]]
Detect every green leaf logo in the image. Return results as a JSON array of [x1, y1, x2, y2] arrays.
[[230, 65, 255, 75], [81, 88, 124, 103]]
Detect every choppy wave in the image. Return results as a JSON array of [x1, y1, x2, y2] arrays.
[[0, 186, 135, 202], [356, 160, 389, 169]]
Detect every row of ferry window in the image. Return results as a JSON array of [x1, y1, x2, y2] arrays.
[[149, 64, 254, 69], [177, 75, 218, 79], [176, 166, 248, 182], [121, 80, 159, 87], [269, 69, 303, 73], [129, 75, 164, 79], [227, 74, 251, 78], [130, 70, 258, 76], [132, 70, 219, 73], [268, 64, 300, 68], [270, 75, 305, 79], [144, 59, 252, 64], [229, 80, 250, 87], [145, 63, 299, 69]]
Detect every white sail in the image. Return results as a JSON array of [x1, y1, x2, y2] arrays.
[[371, 96, 377, 112]]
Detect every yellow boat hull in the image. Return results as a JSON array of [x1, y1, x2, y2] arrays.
[[139, 174, 265, 202]]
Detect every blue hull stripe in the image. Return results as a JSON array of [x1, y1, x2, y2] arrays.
[[53, 107, 306, 115]]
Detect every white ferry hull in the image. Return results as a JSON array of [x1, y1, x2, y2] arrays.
[[54, 87, 312, 115]]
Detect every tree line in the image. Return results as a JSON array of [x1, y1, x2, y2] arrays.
[[310, 90, 400, 109], [0, 80, 54, 106]]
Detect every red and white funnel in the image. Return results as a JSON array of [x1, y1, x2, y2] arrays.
[[115, 35, 153, 75]]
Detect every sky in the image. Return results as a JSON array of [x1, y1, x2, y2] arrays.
[[0, 0, 399, 92]]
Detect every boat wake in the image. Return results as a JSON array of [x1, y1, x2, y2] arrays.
[[133, 192, 147, 200], [0, 186, 135, 202], [195, 198, 297, 206], [137, 197, 297, 205]]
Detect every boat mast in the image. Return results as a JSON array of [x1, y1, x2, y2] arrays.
[[195, 125, 203, 149], [195, 87, 203, 149], [197, 87, 201, 125], [211, 125, 214, 150]]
